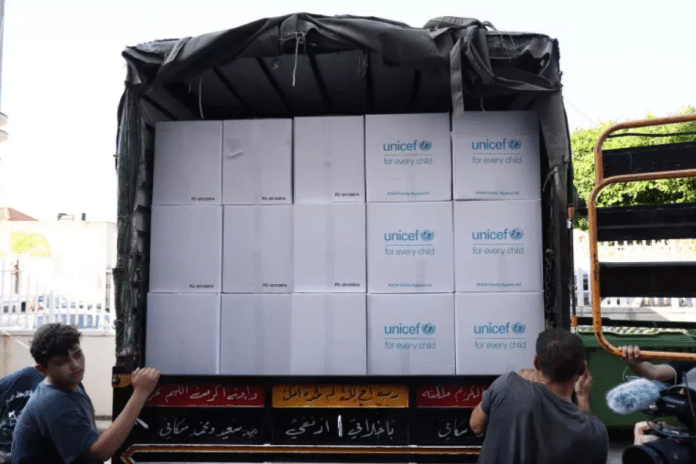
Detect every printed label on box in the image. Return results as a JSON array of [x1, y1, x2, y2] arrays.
[[294, 116, 365, 203], [149, 205, 222, 293], [153, 120, 222, 205], [367, 202, 453, 293], [455, 292, 544, 375], [294, 204, 366, 292], [452, 111, 540, 200], [454, 200, 541, 292], [365, 113, 451, 202], [368, 294, 455, 375]]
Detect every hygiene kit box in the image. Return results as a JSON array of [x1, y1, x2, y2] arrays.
[[367, 202, 454, 293], [146, 293, 220, 375], [148, 111, 550, 378], [153, 120, 223, 206], [455, 292, 544, 375], [220, 294, 292, 375], [222, 205, 292, 293], [290, 293, 367, 375], [367, 294, 455, 375], [452, 111, 540, 200], [454, 200, 542, 292], [293, 203, 366, 292], [149, 205, 222, 293], [222, 118, 292, 204], [365, 113, 451, 202], [294, 116, 365, 203]]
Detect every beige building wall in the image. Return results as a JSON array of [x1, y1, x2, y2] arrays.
[[0, 220, 116, 302]]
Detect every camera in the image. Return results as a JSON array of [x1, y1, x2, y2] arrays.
[[622, 385, 696, 464]]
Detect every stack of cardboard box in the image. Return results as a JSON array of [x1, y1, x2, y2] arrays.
[[146, 111, 544, 376], [364, 113, 454, 374], [451, 112, 545, 375], [148, 120, 224, 375]]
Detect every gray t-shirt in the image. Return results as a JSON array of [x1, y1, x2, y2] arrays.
[[11, 381, 99, 464], [478, 372, 608, 464]]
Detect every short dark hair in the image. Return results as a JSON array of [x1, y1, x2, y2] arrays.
[[30, 323, 82, 366], [535, 328, 585, 383]]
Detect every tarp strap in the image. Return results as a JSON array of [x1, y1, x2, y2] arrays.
[[450, 37, 464, 118]]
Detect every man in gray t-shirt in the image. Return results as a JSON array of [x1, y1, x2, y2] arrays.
[[470, 328, 608, 464]]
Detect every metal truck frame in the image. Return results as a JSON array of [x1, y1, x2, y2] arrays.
[[112, 13, 574, 463]]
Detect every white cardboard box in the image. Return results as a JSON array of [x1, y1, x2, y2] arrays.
[[367, 294, 454, 375], [455, 292, 544, 375], [146, 293, 220, 375], [294, 204, 366, 292], [294, 116, 365, 203], [365, 113, 451, 202], [220, 294, 292, 375], [290, 293, 367, 375], [149, 205, 222, 293], [153, 120, 222, 205], [222, 119, 292, 204], [222, 206, 292, 293], [367, 202, 454, 293], [454, 200, 542, 292], [452, 111, 540, 200]]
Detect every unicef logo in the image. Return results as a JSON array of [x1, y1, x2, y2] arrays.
[[420, 230, 434, 241], [419, 140, 432, 151], [512, 322, 526, 334], [508, 139, 522, 150], [422, 323, 436, 335], [510, 228, 524, 240]]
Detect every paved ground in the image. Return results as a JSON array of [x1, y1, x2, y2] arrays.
[[606, 429, 635, 464], [609, 441, 632, 464]]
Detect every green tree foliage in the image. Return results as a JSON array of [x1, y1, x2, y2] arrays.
[[572, 106, 696, 230], [9, 231, 52, 257]]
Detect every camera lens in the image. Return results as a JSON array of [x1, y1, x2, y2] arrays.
[[623, 440, 692, 464], [623, 444, 665, 464]]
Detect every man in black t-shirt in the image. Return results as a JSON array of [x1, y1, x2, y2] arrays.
[[0, 367, 43, 463]]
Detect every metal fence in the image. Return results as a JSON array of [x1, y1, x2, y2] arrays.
[[573, 236, 696, 321], [575, 267, 696, 308], [0, 260, 114, 331]]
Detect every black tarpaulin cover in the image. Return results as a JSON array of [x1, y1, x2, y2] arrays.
[[122, 13, 562, 101]]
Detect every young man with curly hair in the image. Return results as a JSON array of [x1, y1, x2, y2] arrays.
[[11, 323, 160, 464]]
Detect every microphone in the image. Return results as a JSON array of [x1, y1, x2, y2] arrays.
[[606, 378, 666, 414]]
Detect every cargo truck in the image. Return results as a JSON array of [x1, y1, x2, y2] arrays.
[[112, 13, 576, 463]]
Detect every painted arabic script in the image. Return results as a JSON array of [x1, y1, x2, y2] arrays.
[[417, 385, 487, 408], [146, 384, 264, 408], [273, 384, 408, 408], [282, 416, 397, 441], [157, 416, 259, 441]]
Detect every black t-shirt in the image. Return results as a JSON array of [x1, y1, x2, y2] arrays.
[[0, 367, 43, 454]]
